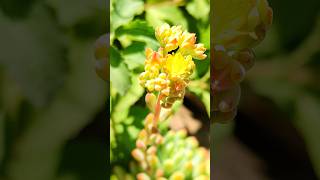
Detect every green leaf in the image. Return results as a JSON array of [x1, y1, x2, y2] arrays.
[[122, 41, 146, 70], [110, 46, 131, 95], [186, 0, 210, 22], [111, 75, 144, 123], [115, 20, 159, 49], [115, 20, 154, 39], [146, 6, 188, 29], [110, 76, 145, 162], [194, 56, 210, 78], [111, 0, 144, 31], [199, 24, 210, 50]]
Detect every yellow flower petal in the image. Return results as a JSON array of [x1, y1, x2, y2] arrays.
[[165, 53, 192, 78]]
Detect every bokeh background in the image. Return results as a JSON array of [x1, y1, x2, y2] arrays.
[[212, 0, 320, 179], [0, 0, 107, 179]]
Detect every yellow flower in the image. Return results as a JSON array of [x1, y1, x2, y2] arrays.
[[164, 52, 194, 79], [179, 31, 207, 60], [140, 24, 207, 108], [155, 23, 207, 60], [155, 24, 182, 53]]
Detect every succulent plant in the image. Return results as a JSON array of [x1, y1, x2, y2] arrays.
[[111, 23, 210, 180], [112, 129, 209, 180]]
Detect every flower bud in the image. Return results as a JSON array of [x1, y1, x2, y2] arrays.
[[145, 93, 157, 112], [147, 155, 159, 168], [186, 136, 199, 148], [144, 113, 154, 126], [161, 88, 170, 97], [184, 161, 193, 172], [138, 130, 148, 142], [155, 134, 164, 145], [136, 140, 147, 150], [156, 169, 164, 177], [176, 129, 187, 138], [137, 173, 151, 180], [147, 146, 157, 155], [132, 149, 145, 162]]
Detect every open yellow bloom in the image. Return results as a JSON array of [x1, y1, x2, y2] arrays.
[[140, 24, 207, 108], [164, 53, 194, 79]]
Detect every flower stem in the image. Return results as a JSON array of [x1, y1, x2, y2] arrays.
[[153, 93, 163, 131]]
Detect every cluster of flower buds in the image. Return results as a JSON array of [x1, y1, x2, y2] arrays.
[[131, 113, 164, 178], [139, 24, 207, 108], [155, 24, 207, 60], [94, 34, 109, 81], [112, 129, 209, 180], [212, 0, 273, 123]]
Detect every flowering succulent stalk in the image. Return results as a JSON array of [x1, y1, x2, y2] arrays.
[[212, 0, 273, 123], [127, 24, 208, 179], [139, 24, 206, 126]]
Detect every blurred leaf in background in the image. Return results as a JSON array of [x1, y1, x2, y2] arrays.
[[0, 0, 107, 179]]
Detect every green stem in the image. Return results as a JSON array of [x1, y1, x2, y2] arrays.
[[153, 93, 163, 130]]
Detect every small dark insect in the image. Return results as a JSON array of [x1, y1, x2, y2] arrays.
[[168, 46, 179, 54]]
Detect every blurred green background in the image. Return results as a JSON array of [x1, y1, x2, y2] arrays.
[[0, 0, 107, 179], [213, 0, 320, 179]]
